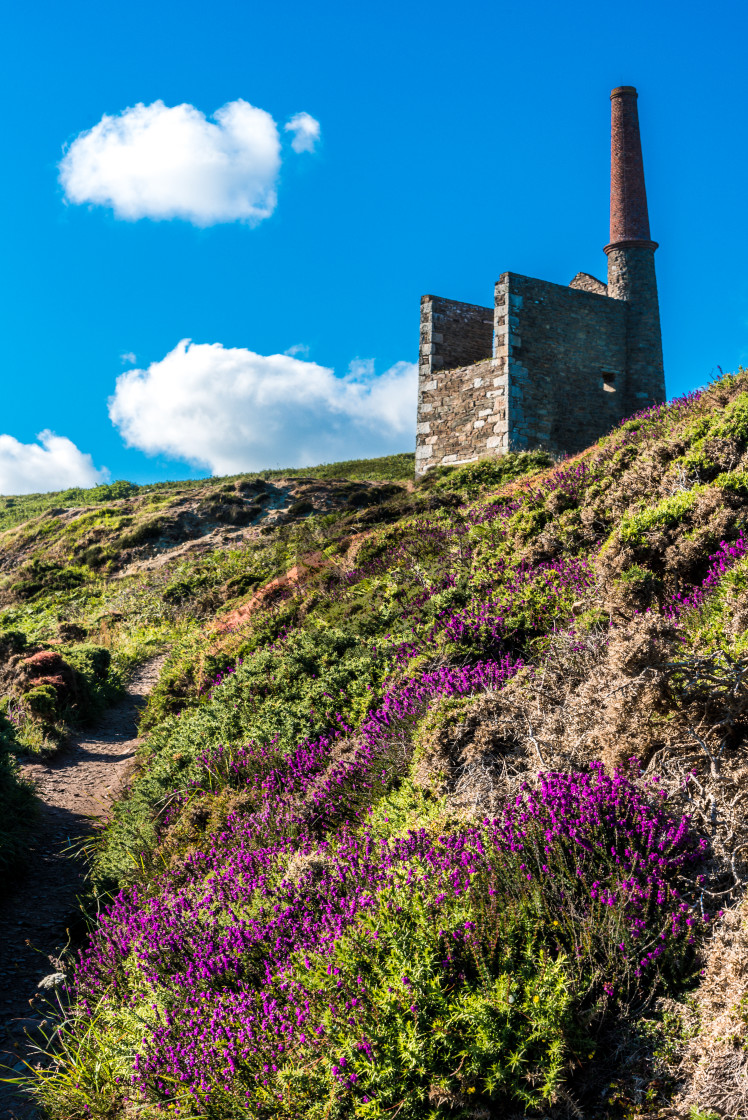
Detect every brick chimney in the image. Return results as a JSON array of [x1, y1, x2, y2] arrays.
[[608, 85, 653, 245], [604, 86, 665, 410]]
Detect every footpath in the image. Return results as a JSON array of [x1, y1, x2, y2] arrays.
[[0, 657, 164, 1120]]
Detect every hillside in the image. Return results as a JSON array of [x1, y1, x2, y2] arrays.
[[3, 377, 748, 1118]]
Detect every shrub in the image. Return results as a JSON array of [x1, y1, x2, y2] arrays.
[[42, 765, 706, 1118], [24, 683, 59, 718], [421, 450, 552, 498], [0, 629, 27, 657], [11, 560, 87, 600], [89, 480, 139, 502], [65, 644, 122, 722], [618, 487, 704, 544], [0, 712, 35, 879]]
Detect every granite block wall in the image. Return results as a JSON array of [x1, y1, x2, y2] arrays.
[[415, 273, 633, 475], [494, 272, 628, 457], [419, 296, 494, 385], [415, 358, 507, 472], [605, 244, 665, 412]]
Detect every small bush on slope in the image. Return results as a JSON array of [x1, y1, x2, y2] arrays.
[[0, 712, 35, 878], [25, 372, 748, 1118]]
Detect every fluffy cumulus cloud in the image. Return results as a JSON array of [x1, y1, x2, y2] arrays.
[[284, 111, 320, 153], [108, 341, 417, 474], [0, 431, 108, 496], [59, 99, 320, 225]]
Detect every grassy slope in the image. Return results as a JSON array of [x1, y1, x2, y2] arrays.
[[10, 387, 748, 1117], [0, 459, 407, 873], [0, 451, 544, 865]]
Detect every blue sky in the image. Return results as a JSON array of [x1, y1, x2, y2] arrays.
[[1, 0, 747, 492]]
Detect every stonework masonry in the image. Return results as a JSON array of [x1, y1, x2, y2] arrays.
[[416, 273, 629, 471], [414, 85, 666, 476], [419, 296, 494, 382], [494, 272, 628, 456]]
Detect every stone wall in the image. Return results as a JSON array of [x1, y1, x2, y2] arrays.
[[415, 359, 506, 474], [494, 272, 628, 457], [419, 295, 494, 385], [605, 244, 665, 412], [569, 272, 608, 295], [415, 273, 635, 475]]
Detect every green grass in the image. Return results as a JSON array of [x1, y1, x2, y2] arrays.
[[257, 451, 416, 481]]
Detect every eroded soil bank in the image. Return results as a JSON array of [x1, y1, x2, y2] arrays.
[[0, 658, 164, 1120]]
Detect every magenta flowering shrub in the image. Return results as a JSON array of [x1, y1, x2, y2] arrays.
[[666, 532, 747, 619], [67, 763, 707, 1117], [163, 656, 523, 845], [441, 557, 594, 648], [619, 389, 706, 431]]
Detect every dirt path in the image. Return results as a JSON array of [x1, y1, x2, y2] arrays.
[[0, 657, 165, 1120]]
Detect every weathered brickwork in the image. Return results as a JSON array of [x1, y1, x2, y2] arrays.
[[609, 86, 651, 243], [414, 85, 665, 477]]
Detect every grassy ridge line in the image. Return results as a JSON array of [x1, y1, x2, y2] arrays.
[[0, 453, 417, 532]]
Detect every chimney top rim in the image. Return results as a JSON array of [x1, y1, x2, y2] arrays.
[[610, 85, 638, 99]]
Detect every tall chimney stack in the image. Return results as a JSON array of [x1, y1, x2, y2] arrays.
[[609, 85, 652, 244], [604, 85, 665, 410]]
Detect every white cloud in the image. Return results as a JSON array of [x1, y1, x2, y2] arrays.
[[108, 340, 417, 473], [283, 343, 310, 357], [59, 99, 295, 225], [284, 112, 320, 153], [0, 431, 108, 496], [120, 351, 137, 365]]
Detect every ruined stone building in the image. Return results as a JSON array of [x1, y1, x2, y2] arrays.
[[415, 86, 665, 475]]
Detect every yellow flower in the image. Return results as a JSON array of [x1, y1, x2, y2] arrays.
[[533, 995, 539, 1003], [553, 920, 559, 926]]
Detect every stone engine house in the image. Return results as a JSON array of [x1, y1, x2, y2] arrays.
[[415, 86, 665, 475]]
